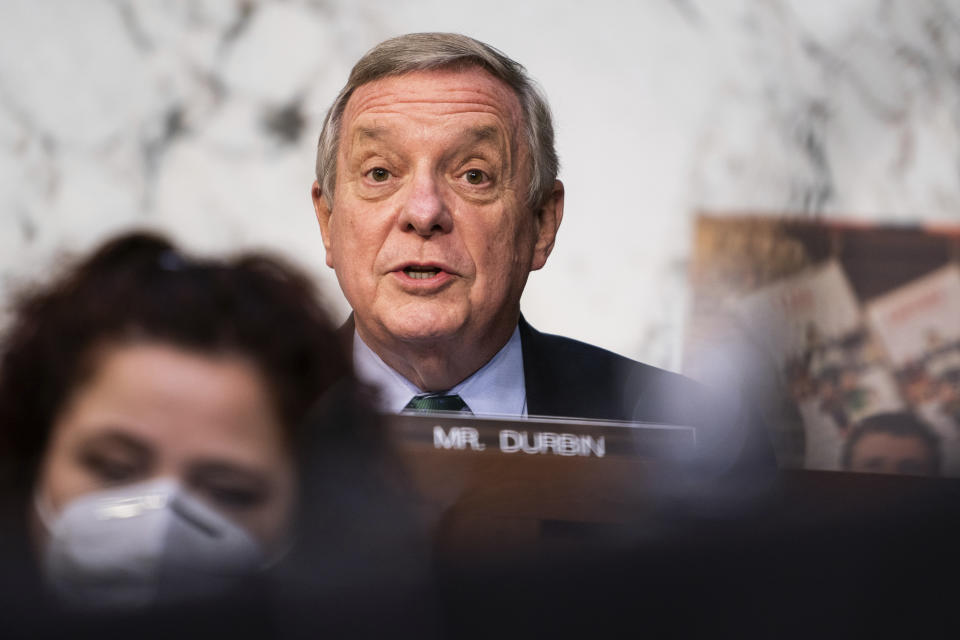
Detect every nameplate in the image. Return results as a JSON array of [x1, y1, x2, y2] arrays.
[[384, 413, 696, 461]]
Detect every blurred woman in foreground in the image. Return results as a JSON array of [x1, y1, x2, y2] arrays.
[[0, 231, 351, 611]]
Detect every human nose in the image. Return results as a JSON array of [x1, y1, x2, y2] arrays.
[[396, 169, 452, 236]]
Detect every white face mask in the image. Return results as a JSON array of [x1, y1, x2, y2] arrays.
[[36, 478, 264, 610]]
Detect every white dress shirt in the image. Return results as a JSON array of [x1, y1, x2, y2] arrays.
[[353, 326, 527, 417]]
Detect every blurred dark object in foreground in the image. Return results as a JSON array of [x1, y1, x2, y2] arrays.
[[436, 469, 960, 639], [2, 375, 956, 637], [4, 466, 959, 638], [5, 383, 958, 637], [268, 380, 442, 639]]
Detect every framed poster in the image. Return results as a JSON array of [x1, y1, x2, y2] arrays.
[[685, 215, 960, 477]]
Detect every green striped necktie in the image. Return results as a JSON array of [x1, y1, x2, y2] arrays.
[[403, 393, 472, 414]]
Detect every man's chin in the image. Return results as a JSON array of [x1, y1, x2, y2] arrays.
[[365, 307, 467, 347], [389, 320, 462, 345]]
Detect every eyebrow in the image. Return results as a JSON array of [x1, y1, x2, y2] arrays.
[[353, 124, 503, 144], [78, 430, 153, 459], [458, 126, 512, 172], [465, 125, 500, 144], [354, 125, 388, 142]]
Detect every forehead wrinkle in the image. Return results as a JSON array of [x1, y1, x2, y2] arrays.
[[349, 104, 516, 132], [350, 100, 521, 137], [358, 97, 514, 117], [344, 70, 523, 133], [346, 119, 511, 159], [340, 70, 527, 184], [347, 121, 515, 180]]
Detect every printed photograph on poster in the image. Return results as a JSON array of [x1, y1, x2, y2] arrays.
[[685, 216, 960, 477], [866, 265, 960, 474]]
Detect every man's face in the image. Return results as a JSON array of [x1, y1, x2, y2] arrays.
[[848, 432, 937, 476], [314, 68, 562, 356]]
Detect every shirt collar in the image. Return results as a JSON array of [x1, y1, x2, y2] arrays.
[[353, 327, 527, 417]]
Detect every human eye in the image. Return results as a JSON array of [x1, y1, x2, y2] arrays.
[[79, 449, 146, 484], [461, 168, 490, 186], [365, 166, 391, 183], [202, 484, 267, 510], [190, 466, 269, 511]]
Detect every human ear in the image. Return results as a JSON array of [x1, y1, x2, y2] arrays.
[[531, 179, 564, 271], [311, 181, 335, 269]]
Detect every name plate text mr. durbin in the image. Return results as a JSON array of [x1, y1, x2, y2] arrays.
[[433, 426, 605, 458]]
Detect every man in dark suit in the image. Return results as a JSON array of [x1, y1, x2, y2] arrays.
[[309, 32, 773, 474]]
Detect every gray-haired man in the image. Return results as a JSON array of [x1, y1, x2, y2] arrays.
[[310, 33, 773, 475]]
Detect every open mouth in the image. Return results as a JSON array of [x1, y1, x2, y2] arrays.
[[403, 266, 443, 280]]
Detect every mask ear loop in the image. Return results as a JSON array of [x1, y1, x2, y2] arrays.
[[33, 490, 59, 533]]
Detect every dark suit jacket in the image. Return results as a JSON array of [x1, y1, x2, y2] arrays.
[[518, 315, 777, 478]]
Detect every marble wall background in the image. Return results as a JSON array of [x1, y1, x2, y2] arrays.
[[1, 0, 958, 372]]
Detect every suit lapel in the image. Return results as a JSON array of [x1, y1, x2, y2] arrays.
[[337, 313, 356, 352], [518, 314, 553, 416]]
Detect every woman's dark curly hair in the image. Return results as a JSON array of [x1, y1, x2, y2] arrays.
[[0, 231, 351, 496]]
